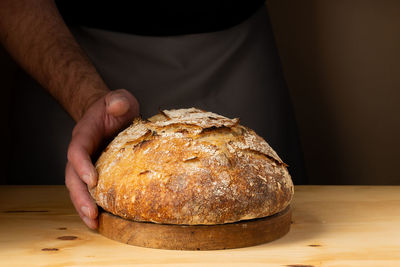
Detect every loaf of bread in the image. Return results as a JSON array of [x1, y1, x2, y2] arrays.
[[90, 108, 294, 225]]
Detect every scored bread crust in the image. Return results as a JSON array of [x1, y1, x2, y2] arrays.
[[90, 108, 294, 225]]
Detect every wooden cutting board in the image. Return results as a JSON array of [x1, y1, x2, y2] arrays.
[[98, 206, 292, 250]]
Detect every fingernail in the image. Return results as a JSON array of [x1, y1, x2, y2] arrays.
[[81, 206, 91, 218], [82, 173, 95, 187], [109, 95, 127, 107], [82, 216, 96, 229], [107, 95, 130, 117], [82, 173, 91, 182]]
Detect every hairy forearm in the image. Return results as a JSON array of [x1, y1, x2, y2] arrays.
[[0, 0, 109, 121]]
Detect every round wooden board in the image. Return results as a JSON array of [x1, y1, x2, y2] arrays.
[[98, 206, 292, 250]]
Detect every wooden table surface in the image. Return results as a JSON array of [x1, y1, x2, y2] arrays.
[[0, 185, 399, 266]]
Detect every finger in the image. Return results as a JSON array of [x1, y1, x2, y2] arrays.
[[67, 137, 98, 188], [65, 162, 98, 229], [65, 162, 98, 220], [67, 113, 105, 188]]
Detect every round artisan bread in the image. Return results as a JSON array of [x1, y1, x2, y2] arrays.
[[90, 108, 294, 225]]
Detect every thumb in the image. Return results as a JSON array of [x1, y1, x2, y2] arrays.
[[105, 90, 131, 117]]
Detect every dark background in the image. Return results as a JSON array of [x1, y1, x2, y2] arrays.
[[1, 0, 399, 185]]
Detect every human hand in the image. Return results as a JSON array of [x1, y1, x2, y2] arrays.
[[65, 89, 139, 229]]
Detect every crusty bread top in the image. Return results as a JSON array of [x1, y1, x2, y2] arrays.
[[90, 108, 294, 225]]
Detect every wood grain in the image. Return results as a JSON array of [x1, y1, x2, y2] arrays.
[[98, 207, 291, 250], [1, 186, 400, 266]]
